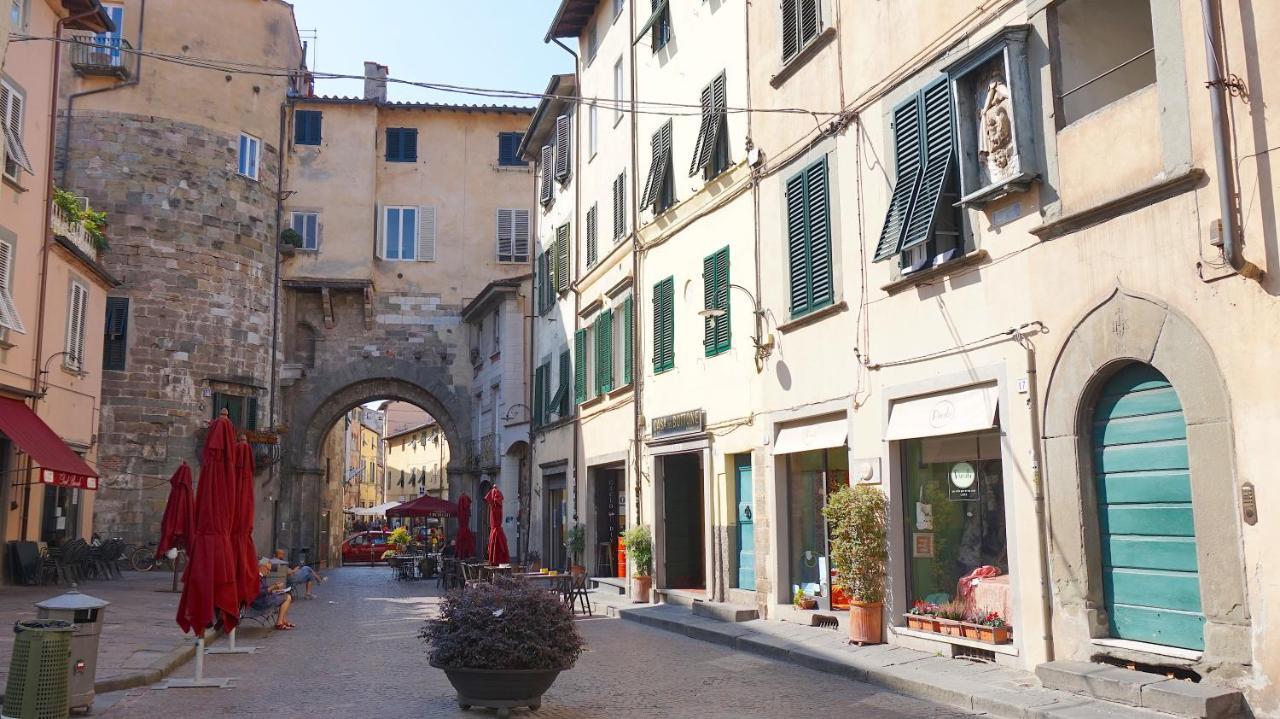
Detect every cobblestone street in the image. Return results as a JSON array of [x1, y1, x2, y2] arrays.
[[95, 567, 971, 718]]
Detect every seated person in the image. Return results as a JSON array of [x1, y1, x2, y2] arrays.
[[441, 539, 457, 558], [274, 548, 325, 599], [251, 559, 295, 630]]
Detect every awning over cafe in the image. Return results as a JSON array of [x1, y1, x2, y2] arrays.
[[772, 415, 848, 455], [0, 397, 98, 489], [884, 384, 999, 441]]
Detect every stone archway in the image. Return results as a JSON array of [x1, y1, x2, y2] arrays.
[[1041, 288, 1250, 677]]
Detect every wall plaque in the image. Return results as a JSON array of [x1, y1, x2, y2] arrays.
[[651, 409, 705, 440]]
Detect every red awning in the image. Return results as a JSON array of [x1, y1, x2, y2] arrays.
[[386, 495, 458, 518], [0, 398, 99, 490]]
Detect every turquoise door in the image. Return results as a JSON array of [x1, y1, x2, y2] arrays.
[[1093, 364, 1204, 650], [735, 455, 755, 590]]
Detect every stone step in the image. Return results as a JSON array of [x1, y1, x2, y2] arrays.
[[589, 576, 627, 596], [691, 601, 759, 623], [1035, 661, 1244, 719], [654, 588, 703, 608]]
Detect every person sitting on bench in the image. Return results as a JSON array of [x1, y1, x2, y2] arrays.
[[251, 559, 295, 630], [274, 548, 325, 599]]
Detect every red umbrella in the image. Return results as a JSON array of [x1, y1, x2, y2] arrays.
[[176, 416, 241, 635], [155, 462, 194, 560], [456, 494, 475, 559], [385, 495, 458, 518], [231, 439, 259, 608], [484, 486, 509, 565]]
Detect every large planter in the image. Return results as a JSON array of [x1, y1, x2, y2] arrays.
[[631, 574, 652, 603], [431, 662, 563, 717], [848, 600, 883, 645]]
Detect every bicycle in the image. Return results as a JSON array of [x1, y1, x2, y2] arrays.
[[128, 541, 174, 572]]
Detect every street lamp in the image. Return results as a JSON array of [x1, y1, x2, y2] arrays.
[[696, 283, 774, 372]]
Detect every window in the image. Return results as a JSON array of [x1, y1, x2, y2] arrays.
[[381, 206, 436, 262], [385, 127, 418, 162], [97, 4, 124, 60], [690, 72, 729, 179], [781, 0, 823, 63], [612, 172, 626, 241], [574, 329, 588, 404], [290, 211, 319, 251], [641, 121, 674, 214], [212, 392, 258, 430], [784, 157, 834, 318], [555, 223, 570, 292], [498, 132, 525, 166], [496, 208, 530, 263], [237, 133, 260, 180], [652, 276, 674, 373], [64, 280, 88, 372], [103, 296, 128, 371], [1054, 0, 1155, 126], [594, 309, 614, 395], [640, 0, 671, 52], [589, 104, 598, 158], [703, 247, 730, 356], [613, 58, 625, 126], [585, 203, 599, 268], [539, 145, 554, 205], [554, 115, 571, 181], [2, 80, 34, 181], [0, 240, 24, 334], [556, 350, 571, 417], [533, 361, 550, 426], [294, 110, 322, 146], [586, 22, 599, 64], [872, 78, 962, 273]]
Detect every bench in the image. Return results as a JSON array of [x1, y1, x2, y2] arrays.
[[239, 591, 289, 628]]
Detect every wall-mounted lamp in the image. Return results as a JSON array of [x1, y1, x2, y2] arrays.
[[696, 283, 773, 372]]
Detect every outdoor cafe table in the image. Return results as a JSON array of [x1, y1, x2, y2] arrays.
[[518, 572, 572, 595]]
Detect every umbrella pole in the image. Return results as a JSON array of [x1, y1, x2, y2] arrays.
[[207, 627, 258, 654], [157, 635, 233, 689]]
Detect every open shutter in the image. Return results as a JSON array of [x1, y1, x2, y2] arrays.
[[513, 210, 530, 262], [554, 114, 571, 180], [497, 209, 514, 262], [555, 223, 570, 291], [612, 173, 626, 241], [558, 350, 571, 416], [417, 206, 436, 261], [874, 94, 925, 261], [534, 253, 546, 313], [533, 364, 545, 427], [66, 282, 87, 370], [622, 296, 634, 385], [539, 146, 554, 205], [899, 78, 955, 253], [0, 240, 24, 334], [574, 329, 588, 403], [586, 204, 598, 267], [804, 160, 833, 310], [596, 310, 614, 394], [690, 73, 727, 177], [2, 86, 33, 175], [375, 205, 387, 259], [104, 297, 128, 370], [640, 121, 672, 210]]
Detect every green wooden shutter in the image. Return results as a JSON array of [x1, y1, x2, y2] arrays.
[[596, 310, 614, 394], [785, 170, 810, 316], [653, 277, 674, 373], [558, 350, 572, 416], [804, 160, 833, 311], [574, 329, 588, 403], [622, 296, 634, 386], [874, 92, 925, 261], [533, 363, 547, 426], [556, 223, 570, 291], [586, 204, 598, 267], [403, 129, 418, 162], [704, 247, 730, 356], [690, 79, 716, 176], [899, 78, 955, 253]]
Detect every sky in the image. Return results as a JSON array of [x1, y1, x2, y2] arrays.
[[290, 1, 571, 107]]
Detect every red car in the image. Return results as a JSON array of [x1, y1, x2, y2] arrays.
[[341, 531, 392, 564]]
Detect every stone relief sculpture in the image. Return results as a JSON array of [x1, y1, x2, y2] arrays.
[[977, 67, 1017, 186]]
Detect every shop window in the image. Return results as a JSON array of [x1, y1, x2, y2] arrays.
[[41, 485, 80, 545], [1053, 0, 1156, 126], [786, 447, 847, 607], [899, 431, 1007, 618]]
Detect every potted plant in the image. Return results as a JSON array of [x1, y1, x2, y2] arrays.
[[423, 577, 584, 716], [823, 484, 889, 644], [793, 588, 818, 611], [620, 525, 652, 603], [972, 611, 1012, 644], [388, 526, 411, 553], [279, 227, 302, 255], [566, 524, 586, 573], [934, 602, 968, 637], [905, 600, 940, 632]]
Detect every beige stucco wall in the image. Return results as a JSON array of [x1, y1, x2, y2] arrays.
[[385, 423, 449, 503]]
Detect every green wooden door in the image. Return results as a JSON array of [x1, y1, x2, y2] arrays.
[[734, 455, 755, 590], [1093, 364, 1204, 650]]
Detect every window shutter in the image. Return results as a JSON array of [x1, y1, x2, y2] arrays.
[[703, 247, 731, 356], [533, 364, 545, 427], [558, 350, 571, 416], [785, 171, 810, 316], [534, 252, 546, 313], [417, 206, 436, 261], [873, 95, 924, 261], [513, 210, 530, 262], [799, 0, 820, 47], [294, 110, 306, 143], [899, 79, 955, 253], [596, 310, 614, 394], [404, 129, 418, 162], [622, 296, 634, 385], [103, 296, 128, 370], [539, 145, 554, 205], [555, 223, 570, 291], [0, 240, 24, 334], [385, 128, 399, 161], [2, 85, 33, 175], [804, 160, 833, 310], [641, 121, 673, 210], [554, 115, 571, 180], [586, 204, 598, 267], [66, 282, 87, 369], [574, 328, 587, 404], [497, 209, 514, 262], [781, 0, 799, 61], [690, 73, 726, 177], [612, 173, 626, 241], [652, 277, 674, 372], [311, 111, 322, 145]]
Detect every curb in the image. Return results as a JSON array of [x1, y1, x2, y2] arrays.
[[93, 628, 222, 694]]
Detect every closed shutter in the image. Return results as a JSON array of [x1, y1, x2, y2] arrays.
[[640, 121, 672, 211], [533, 363, 546, 427], [295, 110, 321, 145], [403, 129, 418, 162], [0, 240, 25, 333], [874, 90, 926, 261], [539, 146, 554, 205], [652, 277, 674, 372], [558, 350, 571, 416], [103, 296, 128, 370], [417, 206, 436, 261], [554, 114, 571, 180], [799, 0, 820, 48], [785, 157, 833, 317], [497, 209, 514, 262], [612, 173, 626, 241], [555, 223, 570, 291], [622, 296, 634, 386], [899, 79, 955, 253], [513, 210, 530, 262], [785, 170, 809, 315], [385, 128, 399, 161], [574, 328, 588, 404], [66, 282, 88, 370], [703, 247, 730, 356], [586, 204, 598, 267], [690, 72, 727, 177], [535, 252, 546, 313], [782, 0, 821, 63], [596, 310, 614, 394]]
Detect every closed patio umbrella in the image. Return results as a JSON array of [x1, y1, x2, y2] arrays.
[[156, 462, 194, 560], [176, 415, 240, 635], [231, 438, 258, 608], [484, 486, 509, 565], [456, 494, 475, 559]]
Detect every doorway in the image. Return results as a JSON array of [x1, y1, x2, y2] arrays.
[[544, 474, 567, 570], [661, 453, 704, 589], [733, 454, 755, 590], [592, 466, 624, 577]]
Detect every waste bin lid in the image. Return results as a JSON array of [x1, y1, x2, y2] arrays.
[[35, 588, 110, 611]]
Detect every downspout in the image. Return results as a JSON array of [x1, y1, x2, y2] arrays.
[[270, 98, 286, 550], [1199, 0, 1261, 279], [627, 0, 642, 541], [1023, 335, 1054, 662], [60, 0, 145, 188]]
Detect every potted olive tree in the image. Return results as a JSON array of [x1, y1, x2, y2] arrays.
[[620, 525, 652, 603], [423, 577, 584, 716], [823, 484, 889, 644]]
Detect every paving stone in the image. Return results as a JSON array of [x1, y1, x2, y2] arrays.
[[1036, 660, 1165, 706]]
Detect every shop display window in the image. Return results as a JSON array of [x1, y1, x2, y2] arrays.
[[786, 447, 848, 606]]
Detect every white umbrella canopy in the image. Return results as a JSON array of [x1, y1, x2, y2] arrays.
[[345, 502, 401, 516]]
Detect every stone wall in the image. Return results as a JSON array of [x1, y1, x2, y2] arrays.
[[59, 110, 280, 544]]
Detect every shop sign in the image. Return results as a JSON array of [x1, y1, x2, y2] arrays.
[[948, 461, 978, 501], [651, 409, 705, 440], [41, 469, 97, 490]]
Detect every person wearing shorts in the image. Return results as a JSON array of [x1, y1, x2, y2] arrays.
[[251, 559, 294, 630]]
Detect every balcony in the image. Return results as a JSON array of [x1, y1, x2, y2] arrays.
[[70, 36, 132, 79], [50, 199, 101, 261]]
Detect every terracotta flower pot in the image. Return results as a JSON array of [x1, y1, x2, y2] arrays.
[[937, 618, 964, 637], [631, 574, 652, 603], [904, 614, 925, 631], [848, 600, 883, 645], [977, 625, 1012, 644], [961, 622, 982, 641]]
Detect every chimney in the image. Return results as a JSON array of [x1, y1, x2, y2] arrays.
[[363, 61, 388, 103]]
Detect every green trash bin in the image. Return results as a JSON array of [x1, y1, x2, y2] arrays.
[[2, 619, 73, 719]]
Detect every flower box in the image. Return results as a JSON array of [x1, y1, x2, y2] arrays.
[[903, 614, 940, 633], [972, 623, 1012, 645], [937, 618, 965, 637], [961, 622, 983, 641]]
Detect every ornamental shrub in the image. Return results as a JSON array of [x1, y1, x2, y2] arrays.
[[421, 576, 585, 671], [822, 484, 889, 603]]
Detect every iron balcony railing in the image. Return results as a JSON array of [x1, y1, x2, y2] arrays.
[[70, 36, 133, 79]]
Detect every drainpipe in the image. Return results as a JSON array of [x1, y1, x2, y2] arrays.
[[1199, 0, 1261, 280], [626, 0, 642, 538], [1022, 335, 1055, 662], [270, 98, 286, 548]]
